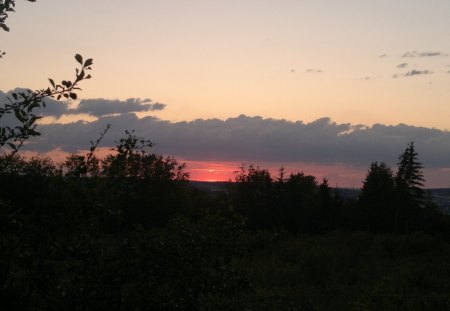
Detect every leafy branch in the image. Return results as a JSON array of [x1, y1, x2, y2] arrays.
[[0, 0, 36, 32], [0, 0, 37, 59], [0, 54, 93, 153]]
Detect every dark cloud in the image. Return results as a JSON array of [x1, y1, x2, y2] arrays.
[[0, 88, 70, 118], [305, 69, 322, 73], [379, 54, 387, 58], [73, 98, 166, 117], [401, 51, 448, 58], [397, 63, 408, 68], [1, 89, 166, 119], [24, 114, 450, 169], [393, 69, 433, 78]]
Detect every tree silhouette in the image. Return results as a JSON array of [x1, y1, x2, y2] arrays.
[[392, 142, 427, 233], [396, 142, 425, 207], [360, 162, 396, 231]]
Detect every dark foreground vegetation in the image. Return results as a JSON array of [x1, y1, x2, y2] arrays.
[[3, 2, 450, 309], [1, 133, 450, 310]]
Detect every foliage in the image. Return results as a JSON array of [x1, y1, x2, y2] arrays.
[[0, 0, 36, 32], [242, 231, 450, 311], [1, 137, 450, 309], [101, 130, 188, 181], [0, 54, 93, 153]]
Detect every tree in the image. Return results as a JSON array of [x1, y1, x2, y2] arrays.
[[396, 142, 425, 207], [360, 162, 396, 231], [101, 130, 188, 181], [233, 165, 274, 229]]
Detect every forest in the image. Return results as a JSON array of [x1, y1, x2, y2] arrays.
[[1, 131, 450, 310]]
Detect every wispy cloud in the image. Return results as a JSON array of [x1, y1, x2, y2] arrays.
[[401, 51, 448, 58], [393, 69, 433, 78], [405, 69, 433, 76], [305, 69, 323, 73], [379, 54, 387, 58], [397, 63, 408, 68]]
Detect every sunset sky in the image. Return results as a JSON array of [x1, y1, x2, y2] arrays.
[[1, 0, 450, 186]]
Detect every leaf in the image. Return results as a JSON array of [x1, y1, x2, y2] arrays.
[[27, 129, 40, 136], [14, 109, 25, 122], [0, 24, 10, 32], [69, 93, 77, 100], [84, 58, 93, 67], [75, 54, 83, 65], [78, 69, 85, 80], [48, 78, 55, 88]]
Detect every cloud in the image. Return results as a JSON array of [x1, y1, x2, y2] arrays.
[[73, 98, 166, 117], [0, 88, 70, 118], [305, 69, 322, 73], [0, 89, 166, 119], [23, 114, 450, 170], [405, 69, 433, 76], [393, 69, 433, 78], [397, 63, 408, 68], [379, 54, 387, 58], [401, 51, 448, 58]]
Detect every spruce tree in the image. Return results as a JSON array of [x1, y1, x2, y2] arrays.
[[396, 141, 425, 207]]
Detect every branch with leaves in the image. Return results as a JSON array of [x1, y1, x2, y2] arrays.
[[0, 54, 93, 153], [0, 0, 36, 32]]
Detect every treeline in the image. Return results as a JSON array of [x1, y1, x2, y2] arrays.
[[229, 142, 448, 237], [1, 134, 450, 310]]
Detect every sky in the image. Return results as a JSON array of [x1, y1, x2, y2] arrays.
[[1, 0, 450, 186]]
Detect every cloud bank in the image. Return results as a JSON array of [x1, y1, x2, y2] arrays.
[[22, 114, 450, 170]]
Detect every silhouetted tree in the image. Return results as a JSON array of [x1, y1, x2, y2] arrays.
[[360, 162, 396, 232], [284, 172, 318, 233], [396, 142, 425, 207], [233, 165, 273, 229]]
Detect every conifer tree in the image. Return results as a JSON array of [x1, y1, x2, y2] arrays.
[[396, 142, 425, 207]]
